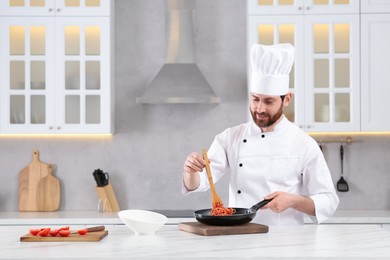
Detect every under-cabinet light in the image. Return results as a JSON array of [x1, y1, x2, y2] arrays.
[[0, 134, 113, 138]]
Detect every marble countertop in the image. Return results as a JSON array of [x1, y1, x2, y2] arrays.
[[1, 224, 390, 258], [1, 210, 390, 226]]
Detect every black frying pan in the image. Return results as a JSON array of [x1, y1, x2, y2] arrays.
[[194, 199, 272, 226]]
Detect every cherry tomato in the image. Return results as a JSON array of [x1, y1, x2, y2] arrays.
[[38, 228, 51, 237], [59, 230, 71, 237], [29, 229, 40, 236], [77, 228, 88, 235], [49, 229, 59, 236]]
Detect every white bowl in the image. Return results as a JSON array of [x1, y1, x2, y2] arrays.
[[118, 209, 168, 235]]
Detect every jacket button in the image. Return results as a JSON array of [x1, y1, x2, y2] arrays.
[[239, 163, 243, 167], [261, 134, 265, 138], [237, 190, 241, 194], [243, 139, 247, 143]]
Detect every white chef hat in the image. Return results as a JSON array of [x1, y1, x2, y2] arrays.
[[250, 43, 294, 96]]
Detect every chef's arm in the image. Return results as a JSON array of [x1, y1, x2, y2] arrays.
[[183, 171, 200, 191], [291, 194, 315, 216], [183, 152, 205, 191], [263, 192, 316, 216]]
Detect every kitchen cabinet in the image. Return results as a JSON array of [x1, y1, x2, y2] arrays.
[[247, 0, 359, 15], [361, 14, 390, 131], [247, 0, 360, 132], [0, 0, 114, 134], [0, 0, 110, 16], [382, 224, 390, 231], [361, 0, 390, 13]]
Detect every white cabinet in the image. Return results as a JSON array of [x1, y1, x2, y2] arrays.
[[0, 0, 111, 16], [361, 0, 390, 13], [247, 0, 360, 132], [0, 0, 114, 134], [361, 14, 390, 131], [247, 0, 359, 15], [382, 224, 390, 231]]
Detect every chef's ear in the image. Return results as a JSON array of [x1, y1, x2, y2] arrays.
[[283, 92, 293, 107]]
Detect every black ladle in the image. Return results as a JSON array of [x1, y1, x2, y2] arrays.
[[194, 199, 272, 226]]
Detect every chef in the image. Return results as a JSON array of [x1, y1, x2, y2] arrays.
[[182, 43, 339, 225]]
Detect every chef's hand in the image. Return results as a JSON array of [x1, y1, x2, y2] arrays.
[[183, 152, 205, 191], [261, 192, 294, 213], [183, 152, 205, 175], [262, 191, 316, 216]]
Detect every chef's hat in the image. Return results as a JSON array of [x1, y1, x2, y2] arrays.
[[250, 43, 294, 96]]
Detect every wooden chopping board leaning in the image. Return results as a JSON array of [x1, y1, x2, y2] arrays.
[[19, 150, 61, 211]]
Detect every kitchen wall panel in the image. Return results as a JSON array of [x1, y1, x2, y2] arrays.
[[0, 0, 389, 212]]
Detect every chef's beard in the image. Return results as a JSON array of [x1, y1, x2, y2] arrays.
[[250, 103, 284, 129]]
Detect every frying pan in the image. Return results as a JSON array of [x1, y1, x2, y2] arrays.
[[194, 199, 271, 226]]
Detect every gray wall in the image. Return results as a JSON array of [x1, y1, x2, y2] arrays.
[[0, 0, 389, 212]]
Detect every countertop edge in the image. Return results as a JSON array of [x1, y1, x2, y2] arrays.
[[1, 210, 390, 225]]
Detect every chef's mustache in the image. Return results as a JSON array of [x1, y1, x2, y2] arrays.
[[255, 112, 269, 117]]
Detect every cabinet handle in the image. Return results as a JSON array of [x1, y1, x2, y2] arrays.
[[57, 8, 61, 12], [298, 6, 302, 10], [57, 126, 62, 130], [49, 126, 54, 130], [306, 6, 311, 10], [307, 125, 312, 129], [48, 8, 53, 12]]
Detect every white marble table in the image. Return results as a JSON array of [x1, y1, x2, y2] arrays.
[[1, 224, 390, 259]]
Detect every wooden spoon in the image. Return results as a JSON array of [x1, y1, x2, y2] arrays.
[[202, 149, 223, 208]]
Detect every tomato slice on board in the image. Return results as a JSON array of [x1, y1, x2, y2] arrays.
[[29, 229, 40, 236], [77, 228, 88, 235], [49, 229, 59, 236], [38, 228, 51, 237], [58, 226, 70, 231], [58, 230, 71, 237]]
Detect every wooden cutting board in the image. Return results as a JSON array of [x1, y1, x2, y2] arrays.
[[179, 222, 269, 236], [19, 150, 60, 211], [20, 230, 108, 242]]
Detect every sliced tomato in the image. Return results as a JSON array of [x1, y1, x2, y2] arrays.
[[29, 229, 40, 236], [49, 229, 59, 236], [38, 228, 51, 237], [77, 228, 88, 235], [58, 226, 70, 231], [58, 230, 71, 237]]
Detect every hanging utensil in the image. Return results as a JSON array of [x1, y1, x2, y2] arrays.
[[336, 144, 349, 192]]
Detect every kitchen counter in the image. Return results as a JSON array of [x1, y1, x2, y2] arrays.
[[1, 210, 390, 225], [1, 224, 390, 258], [0, 211, 194, 225]]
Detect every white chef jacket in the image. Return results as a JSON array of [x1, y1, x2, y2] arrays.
[[183, 116, 339, 225]]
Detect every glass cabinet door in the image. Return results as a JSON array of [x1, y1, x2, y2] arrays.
[[248, 15, 305, 128], [55, 17, 110, 133], [0, 0, 55, 16], [0, 0, 110, 16], [305, 14, 360, 131], [55, 0, 110, 16], [248, 0, 305, 15], [0, 17, 56, 133], [247, 0, 358, 15]]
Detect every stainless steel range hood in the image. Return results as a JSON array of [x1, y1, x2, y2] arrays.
[[136, 0, 220, 104]]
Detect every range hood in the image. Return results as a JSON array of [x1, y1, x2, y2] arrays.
[[136, 0, 220, 104]]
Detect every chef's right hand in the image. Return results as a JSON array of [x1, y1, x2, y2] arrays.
[[183, 152, 206, 175]]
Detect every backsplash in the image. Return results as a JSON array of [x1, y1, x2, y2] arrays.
[[0, 0, 389, 212]]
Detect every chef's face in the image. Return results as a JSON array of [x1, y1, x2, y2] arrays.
[[249, 92, 291, 129]]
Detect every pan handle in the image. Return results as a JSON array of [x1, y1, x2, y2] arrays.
[[249, 199, 272, 212]]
